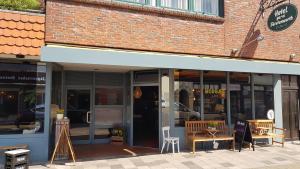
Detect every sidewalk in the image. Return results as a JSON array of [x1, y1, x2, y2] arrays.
[[31, 141, 300, 169]]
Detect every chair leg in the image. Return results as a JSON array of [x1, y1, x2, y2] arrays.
[[177, 140, 180, 153], [166, 142, 170, 152], [161, 141, 166, 154], [172, 141, 175, 154]]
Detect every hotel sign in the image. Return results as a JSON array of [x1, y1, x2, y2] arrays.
[[267, 3, 298, 32]]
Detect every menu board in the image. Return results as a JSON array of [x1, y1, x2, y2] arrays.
[[234, 120, 254, 152]]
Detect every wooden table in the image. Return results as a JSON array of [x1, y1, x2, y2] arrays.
[[205, 129, 220, 138]]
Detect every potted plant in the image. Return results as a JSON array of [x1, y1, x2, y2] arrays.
[[207, 122, 218, 130], [56, 109, 64, 120], [111, 127, 126, 145]]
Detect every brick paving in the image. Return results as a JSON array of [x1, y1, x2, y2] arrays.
[[31, 141, 300, 169]]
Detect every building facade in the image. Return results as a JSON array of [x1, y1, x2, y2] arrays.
[[1, 0, 300, 163]]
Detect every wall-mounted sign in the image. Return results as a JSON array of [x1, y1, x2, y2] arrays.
[[0, 71, 46, 84], [268, 3, 298, 32]]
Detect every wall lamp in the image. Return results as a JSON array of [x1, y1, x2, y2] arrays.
[[290, 53, 297, 60], [231, 34, 265, 55]]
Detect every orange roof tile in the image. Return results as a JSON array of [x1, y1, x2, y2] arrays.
[[0, 10, 45, 57]]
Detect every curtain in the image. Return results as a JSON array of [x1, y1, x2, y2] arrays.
[[161, 0, 188, 10], [195, 0, 219, 15]]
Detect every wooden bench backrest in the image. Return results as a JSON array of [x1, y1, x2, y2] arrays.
[[247, 120, 274, 131], [185, 120, 227, 136]]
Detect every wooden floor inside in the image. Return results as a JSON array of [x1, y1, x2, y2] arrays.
[[73, 144, 159, 160]]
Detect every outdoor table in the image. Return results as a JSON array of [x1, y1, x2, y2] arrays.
[[205, 129, 221, 149], [205, 129, 220, 138]]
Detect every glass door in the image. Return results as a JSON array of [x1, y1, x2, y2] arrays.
[[66, 89, 92, 144]]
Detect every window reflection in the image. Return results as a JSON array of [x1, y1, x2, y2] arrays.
[[95, 88, 123, 105], [254, 74, 274, 119], [174, 70, 201, 127], [230, 73, 252, 124], [0, 63, 46, 135], [203, 71, 227, 122]]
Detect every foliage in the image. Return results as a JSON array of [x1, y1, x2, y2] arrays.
[[0, 0, 40, 11], [56, 109, 65, 114], [207, 122, 219, 128]]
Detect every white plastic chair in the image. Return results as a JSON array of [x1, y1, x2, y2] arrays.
[[161, 126, 180, 154]]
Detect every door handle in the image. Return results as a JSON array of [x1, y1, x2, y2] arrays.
[[87, 111, 91, 124]]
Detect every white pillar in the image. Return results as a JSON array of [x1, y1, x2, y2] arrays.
[[273, 75, 283, 128]]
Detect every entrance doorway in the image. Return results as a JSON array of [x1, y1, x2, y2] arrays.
[[66, 89, 92, 144], [283, 90, 299, 140], [133, 86, 159, 148]]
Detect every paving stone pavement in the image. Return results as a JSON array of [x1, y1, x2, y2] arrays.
[[31, 142, 300, 169]]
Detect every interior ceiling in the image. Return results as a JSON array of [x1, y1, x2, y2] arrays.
[[60, 63, 153, 73]]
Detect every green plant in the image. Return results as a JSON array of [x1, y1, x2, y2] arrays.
[[0, 0, 40, 11], [56, 109, 64, 114], [208, 122, 219, 128]]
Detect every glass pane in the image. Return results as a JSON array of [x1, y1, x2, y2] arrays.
[[133, 70, 158, 84], [67, 90, 90, 141], [94, 107, 123, 126], [254, 74, 274, 119], [94, 128, 111, 139], [174, 70, 201, 127], [203, 71, 227, 122], [161, 0, 188, 10], [95, 88, 123, 105], [230, 73, 252, 125], [0, 63, 46, 135], [194, 0, 219, 15]]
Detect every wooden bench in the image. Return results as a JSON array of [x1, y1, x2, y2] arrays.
[[185, 120, 235, 153], [0, 144, 28, 151], [247, 120, 285, 147]]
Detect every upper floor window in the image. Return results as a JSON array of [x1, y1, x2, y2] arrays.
[[116, 0, 222, 17]]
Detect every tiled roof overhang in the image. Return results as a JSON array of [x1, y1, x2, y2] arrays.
[[0, 10, 45, 57]]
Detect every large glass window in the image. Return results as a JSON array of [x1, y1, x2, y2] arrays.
[[230, 73, 252, 124], [0, 63, 46, 135], [203, 71, 227, 121], [254, 74, 274, 119], [174, 70, 201, 127]]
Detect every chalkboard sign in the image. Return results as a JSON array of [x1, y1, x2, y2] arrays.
[[234, 120, 254, 152]]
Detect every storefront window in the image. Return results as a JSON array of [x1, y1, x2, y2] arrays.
[[203, 71, 227, 121], [230, 73, 252, 124], [0, 63, 46, 135], [254, 74, 274, 119], [174, 70, 201, 127]]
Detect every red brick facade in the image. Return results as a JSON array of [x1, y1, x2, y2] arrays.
[[45, 0, 300, 62]]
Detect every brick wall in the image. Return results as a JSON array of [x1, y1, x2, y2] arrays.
[[45, 0, 300, 62]]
